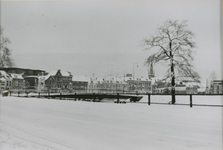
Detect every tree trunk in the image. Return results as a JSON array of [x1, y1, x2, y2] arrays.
[[170, 42, 176, 104], [171, 60, 176, 104]]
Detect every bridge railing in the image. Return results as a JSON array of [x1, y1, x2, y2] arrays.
[[146, 94, 223, 107], [8, 90, 223, 108]]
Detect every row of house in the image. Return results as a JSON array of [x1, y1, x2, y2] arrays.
[[0, 70, 24, 92], [88, 76, 152, 93], [152, 76, 207, 94], [2, 67, 218, 94], [0, 68, 152, 94]]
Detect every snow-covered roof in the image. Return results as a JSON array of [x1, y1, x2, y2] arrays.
[[10, 73, 24, 79], [44, 70, 71, 80], [0, 70, 7, 76], [123, 77, 133, 81], [94, 77, 104, 83], [136, 78, 151, 81], [185, 82, 201, 87], [72, 75, 88, 82], [44, 74, 51, 80], [0, 71, 11, 79], [47, 70, 71, 77], [176, 77, 198, 82], [115, 77, 125, 83], [0, 77, 6, 81]]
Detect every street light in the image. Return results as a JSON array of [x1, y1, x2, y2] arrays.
[[133, 62, 139, 91]]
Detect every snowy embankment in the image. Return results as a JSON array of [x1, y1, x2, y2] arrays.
[[0, 96, 222, 150]]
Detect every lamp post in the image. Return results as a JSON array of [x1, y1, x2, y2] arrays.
[[133, 62, 138, 91]]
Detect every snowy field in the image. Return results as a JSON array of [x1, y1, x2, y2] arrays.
[[0, 95, 222, 150]]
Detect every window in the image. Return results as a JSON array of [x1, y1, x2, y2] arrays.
[[15, 81, 18, 86]]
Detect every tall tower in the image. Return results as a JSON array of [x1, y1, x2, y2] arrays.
[[148, 63, 155, 79]]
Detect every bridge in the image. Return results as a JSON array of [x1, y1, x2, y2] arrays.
[[7, 91, 223, 107], [47, 93, 143, 102], [15, 92, 143, 103]]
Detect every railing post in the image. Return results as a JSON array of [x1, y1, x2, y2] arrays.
[[148, 94, 150, 105], [190, 94, 192, 108], [93, 93, 95, 102], [117, 93, 119, 103]]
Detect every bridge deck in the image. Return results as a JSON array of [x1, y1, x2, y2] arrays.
[[43, 93, 143, 102]]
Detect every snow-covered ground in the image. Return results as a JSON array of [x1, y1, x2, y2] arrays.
[[0, 95, 222, 150]]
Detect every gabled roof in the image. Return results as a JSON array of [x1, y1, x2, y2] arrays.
[[47, 70, 71, 77], [0, 70, 7, 76], [44, 70, 72, 80]]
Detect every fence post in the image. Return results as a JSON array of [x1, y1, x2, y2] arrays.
[[39, 92, 40, 98], [93, 93, 95, 102], [26, 92, 28, 97], [74, 93, 76, 101], [60, 93, 62, 100], [148, 94, 151, 105], [18, 92, 20, 97], [190, 94, 192, 108], [117, 93, 119, 103]]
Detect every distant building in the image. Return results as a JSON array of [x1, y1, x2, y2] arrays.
[[126, 77, 151, 93], [24, 76, 39, 90], [88, 77, 106, 93], [0, 76, 6, 91], [0, 70, 12, 91], [209, 80, 223, 94], [10, 73, 25, 92], [0, 67, 46, 93], [44, 70, 72, 93], [24, 76, 45, 92], [154, 76, 202, 94], [86, 74, 151, 93], [72, 75, 88, 92]]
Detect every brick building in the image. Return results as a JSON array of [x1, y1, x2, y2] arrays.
[[44, 70, 72, 93]]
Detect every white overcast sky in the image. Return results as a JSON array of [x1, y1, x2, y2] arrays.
[[1, 0, 222, 83]]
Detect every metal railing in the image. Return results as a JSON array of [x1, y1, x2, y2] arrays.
[[6, 90, 223, 108], [146, 93, 223, 107]]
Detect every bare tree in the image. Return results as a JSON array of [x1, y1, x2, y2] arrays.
[[143, 20, 200, 104], [0, 27, 14, 68]]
